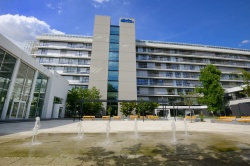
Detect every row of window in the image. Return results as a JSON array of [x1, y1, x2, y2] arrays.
[[107, 26, 120, 100], [137, 79, 200, 87], [37, 58, 90, 65], [136, 47, 250, 60], [137, 59, 249, 68], [37, 49, 91, 57], [137, 62, 205, 70], [40, 41, 92, 49], [137, 88, 194, 96], [62, 67, 90, 74]]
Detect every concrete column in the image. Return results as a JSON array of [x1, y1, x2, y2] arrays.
[[1, 58, 20, 119], [25, 70, 38, 119], [89, 15, 110, 113], [117, 17, 137, 116]]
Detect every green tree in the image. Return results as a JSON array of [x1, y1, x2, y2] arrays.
[[66, 87, 103, 116], [135, 99, 146, 117], [144, 102, 160, 115], [107, 106, 112, 116], [66, 88, 80, 116], [120, 102, 136, 117], [195, 64, 224, 114], [235, 69, 250, 96], [180, 92, 198, 122]]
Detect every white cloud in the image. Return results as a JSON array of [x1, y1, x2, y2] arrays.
[[123, 0, 130, 5], [46, 3, 55, 9], [46, 3, 64, 14], [92, 0, 110, 8], [93, 0, 110, 3], [239, 40, 250, 47], [0, 14, 64, 49], [242, 40, 249, 44]]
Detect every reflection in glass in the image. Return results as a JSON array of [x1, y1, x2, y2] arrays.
[[108, 71, 118, 81], [30, 73, 48, 118], [109, 43, 119, 51], [8, 62, 35, 119], [107, 92, 118, 100], [110, 35, 119, 43], [108, 82, 118, 92], [108, 61, 119, 70], [110, 26, 119, 35], [109, 52, 119, 61]]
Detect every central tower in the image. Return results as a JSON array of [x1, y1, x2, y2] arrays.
[[89, 15, 137, 116]]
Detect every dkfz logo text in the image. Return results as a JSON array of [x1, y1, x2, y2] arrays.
[[121, 18, 134, 23]]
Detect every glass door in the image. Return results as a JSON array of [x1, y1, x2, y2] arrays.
[[10, 102, 19, 118], [10, 100, 26, 119], [17, 102, 26, 118]]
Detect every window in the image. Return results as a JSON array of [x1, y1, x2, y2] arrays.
[[38, 49, 47, 55], [175, 72, 181, 78], [108, 81, 118, 92], [108, 71, 118, 81], [63, 67, 76, 73], [60, 50, 67, 55], [109, 52, 119, 61], [110, 35, 119, 43], [109, 43, 119, 51], [45, 66, 55, 70], [80, 77, 89, 83], [176, 80, 182, 86], [108, 61, 118, 70], [76, 51, 83, 56], [110, 26, 119, 35], [107, 92, 118, 100], [166, 72, 173, 78], [138, 62, 147, 68], [137, 79, 148, 85]]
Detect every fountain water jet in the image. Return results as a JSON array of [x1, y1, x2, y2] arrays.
[[105, 121, 111, 144], [77, 121, 84, 139], [184, 118, 188, 139], [31, 117, 41, 145], [134, 118, 138, 139], [171, 121, 176, 144]]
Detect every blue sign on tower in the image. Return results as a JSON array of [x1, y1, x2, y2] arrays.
[[120, 18, 134, 23]]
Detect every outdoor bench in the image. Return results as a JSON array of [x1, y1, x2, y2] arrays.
[[113, 116, 121, 120], [217, 116, 236, 122], [130, 115, 139, 119], [237, 116, 250, 122], [102, 116, 110, 120], [185, 116, 197, 120], [146, 115, 154, 118], [147, 116, 159, 120], [83, 116, 95, 120], [140, 116, 146, 119]]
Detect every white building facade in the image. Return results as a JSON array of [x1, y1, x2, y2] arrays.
[[31, 15, 250, 116], [0, 34, 69, 120]]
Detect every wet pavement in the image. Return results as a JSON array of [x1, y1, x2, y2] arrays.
[[0, 119, 250, 165]]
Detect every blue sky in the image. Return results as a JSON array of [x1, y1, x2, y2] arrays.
[[0, 0, 250, 49]]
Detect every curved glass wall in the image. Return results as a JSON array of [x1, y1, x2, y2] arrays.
[[0, 49, 16, 116], [29, 73, 48, 118], [7, 62, 35, 118]]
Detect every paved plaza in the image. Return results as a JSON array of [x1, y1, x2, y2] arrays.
[[0, 119, 250, 165]]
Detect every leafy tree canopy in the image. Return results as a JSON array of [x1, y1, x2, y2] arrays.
[[195, 64, 224, 112], [66, 87, 103, 116], [120, 102, 136, 117], [120, 100, 160, 117], [235, 69, 250, 96]]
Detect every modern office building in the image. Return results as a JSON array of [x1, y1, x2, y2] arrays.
[[31, 15, 250, 116], [0, 34, 69, 120]]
